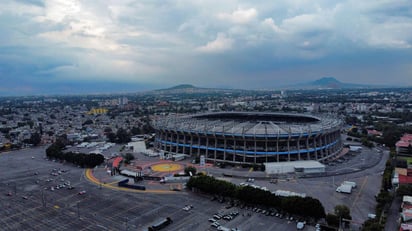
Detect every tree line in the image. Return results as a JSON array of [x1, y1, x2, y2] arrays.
[[186, 175, 325, 221], [46, 142, 104, 168]]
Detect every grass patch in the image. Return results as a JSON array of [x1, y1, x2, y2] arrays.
[[399, 156, 412, 165]]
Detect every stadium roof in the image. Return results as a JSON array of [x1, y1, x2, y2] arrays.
[[155, 112, 342, 136]]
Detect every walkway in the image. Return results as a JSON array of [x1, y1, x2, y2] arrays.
[[84, 168, 178, 194]]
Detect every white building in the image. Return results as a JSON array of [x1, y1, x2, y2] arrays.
[[264, 160, 325, 174]]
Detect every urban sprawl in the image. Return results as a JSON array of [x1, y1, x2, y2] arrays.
[[0, 87, 412, 231]]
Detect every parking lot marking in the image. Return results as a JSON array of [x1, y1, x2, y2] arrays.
[[351, 176, 368, 210]]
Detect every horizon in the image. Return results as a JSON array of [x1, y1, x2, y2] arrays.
[[1, 1, 412, 96]]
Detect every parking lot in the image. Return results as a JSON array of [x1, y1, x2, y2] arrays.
[[0, 141, 387, 231], [210, 145, 388, 229], [0, 147, 317, 231]]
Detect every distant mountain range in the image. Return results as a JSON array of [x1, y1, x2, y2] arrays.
[[163, 84, 198, 90], [288, 77, 371, 90], [153, 77, 397, 94], [153, 84, 234, 94]]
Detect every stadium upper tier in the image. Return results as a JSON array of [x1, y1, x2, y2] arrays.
[[154, 112, 341, 137]]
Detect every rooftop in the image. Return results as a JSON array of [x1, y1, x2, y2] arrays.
[[396, 134, 412, 148], [155, 112, 342, 136]]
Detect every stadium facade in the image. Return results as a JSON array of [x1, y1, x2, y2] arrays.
[[153, 112, 343, 164]]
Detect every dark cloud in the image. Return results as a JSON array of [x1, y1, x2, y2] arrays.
[[0, 0, 411, 95]]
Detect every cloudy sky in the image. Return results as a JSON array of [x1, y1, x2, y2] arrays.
[[1, 0, 412, 95]]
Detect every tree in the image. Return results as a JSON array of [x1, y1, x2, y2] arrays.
[[123, 153, 135, 164], [326, 213, 339, 228], [184, 166, 197, 176], [107, 132, 117, 143], [382, 127, 402, 147], [396, 159, 407, 168], [82, 119, 93, 126], [351, 127, 359, 134], [116, 128, 131, 144], [27, 120, 34, 129], [302, 197, 326, 221], [104, 127, 113, 134], [362, 219, 383, 231], [397, 185, 412, 197], [131, 126, 141, 135], [334, 205, 351, 227], [29, 132, 42, 146], [186, 174, 325, 221]]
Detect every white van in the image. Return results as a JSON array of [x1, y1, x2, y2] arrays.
[[218, 226, 230, 231], [343, 181, 357, 188]]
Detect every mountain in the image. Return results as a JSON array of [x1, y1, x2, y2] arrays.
[[150, 84, 246, 95], [165, 84, 197, 90], [312, 77, 341, 88], [154, 84, 201, 94], [290, 77, 370, 89], [153, 84, 223, 94]]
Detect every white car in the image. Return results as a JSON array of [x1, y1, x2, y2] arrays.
[[296, 221, 305, 230], [208, 218, 217, 222], [78, 190, 86, 195]]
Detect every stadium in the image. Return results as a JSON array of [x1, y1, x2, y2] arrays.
[[153, 112, 343, 164]]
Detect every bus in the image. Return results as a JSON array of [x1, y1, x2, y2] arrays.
[[148, 217, 173, 231]]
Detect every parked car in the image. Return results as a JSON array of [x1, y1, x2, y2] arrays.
[[78, 190, 86, 195]]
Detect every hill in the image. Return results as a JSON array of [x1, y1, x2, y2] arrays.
[[291, 77, 370, 89], [165, 84, 197, 90]]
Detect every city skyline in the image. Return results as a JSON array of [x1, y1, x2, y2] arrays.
[[1, 0, 412, 96]]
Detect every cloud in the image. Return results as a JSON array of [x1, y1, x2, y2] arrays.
[[217, 7, 258, 24], [262, 18, 283, 33], [15, 0, 44, 7], [281, 13, 333, 35], [196, 33, 234, 53], [0, 0, 411, 95]]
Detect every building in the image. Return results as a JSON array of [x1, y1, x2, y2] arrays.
[[397, 134, 412, 156], [153, 112, 343, 164], [401, 196, 412, 229], [87, 108, 108, 115], [264, 160, 325, 174]]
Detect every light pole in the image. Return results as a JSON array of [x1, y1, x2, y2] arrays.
[[77, 202, 80, 219], [125, 217, 128, 231], [41, 189, 46, 207], [8, 182, 17, 195]]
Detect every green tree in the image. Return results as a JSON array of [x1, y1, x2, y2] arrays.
[[184, 166, 197, 176], [362, 219, 383, 231], [397, 185, 412, 197], [116, 128, 131, 143], [27, 120, 34, 129], [104, 127, 113, 134], [123, 153, 135, 164], [83, 119, 93, 126], [186, 175, 325, 221], [107, 132, 117, 143], [396, 159, 407, 168], [29, 132, 42, 146], [131, 126, 141, 135], [326, 213, 339, 228], [334, 205, 352, 227], [382, 127, 402, 147]]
